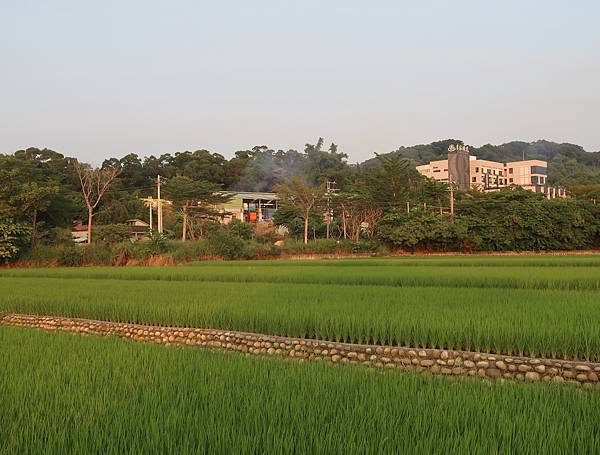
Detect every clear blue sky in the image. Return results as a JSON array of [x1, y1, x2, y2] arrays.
[[2, 0, 599, 164]]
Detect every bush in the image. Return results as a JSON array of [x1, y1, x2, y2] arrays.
[[207, 230, 246, 260], [378, 210, 467, 252], [227, 220, 255, 240], [171, 240, 212, 261], [254, 228, 281, 245], [42, 227, 73, 246], [95, 224, 133, 245], [250, 242, 281, 258], [58, 247, 84, 267], [0, 220, 31, 263], [21, 245, 60, 265], [111, 242, 145, 265], [81, 244, 114, 265]]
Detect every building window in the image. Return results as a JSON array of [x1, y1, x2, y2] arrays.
[[531, 176, 539, 184], [472, 177, 476, 182], [509, 178, 513, 183], [475, 167, 479, 173], [531, 165, 547, 175], [509, 168, 513, 174]]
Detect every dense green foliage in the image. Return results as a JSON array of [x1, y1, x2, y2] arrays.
[[379, 189, 600, 251], [0, 220, 30, 262], [2, 138, 600, 261], [3, 257, 600, 360], [1, 326, 599, 454]]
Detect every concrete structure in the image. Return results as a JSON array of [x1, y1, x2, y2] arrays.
[[417, 156, 566, 198], [218, 192, 279, 224]]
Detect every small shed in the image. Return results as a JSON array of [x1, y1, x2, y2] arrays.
[[125, 219, 150, 240]]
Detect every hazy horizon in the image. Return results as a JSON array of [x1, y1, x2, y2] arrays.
[[2, 1, 599, 164]]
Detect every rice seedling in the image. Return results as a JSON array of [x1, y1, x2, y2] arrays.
[[1, 326, 599, 454], [2, 264, 600, 360], [3, 258, 600, 290]]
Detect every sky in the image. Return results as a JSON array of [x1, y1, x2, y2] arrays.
[[1, 0, 599, 164]]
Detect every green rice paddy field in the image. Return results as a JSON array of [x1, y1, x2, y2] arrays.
[[2, 256, 600, 360], [2, 256, 600, 453]]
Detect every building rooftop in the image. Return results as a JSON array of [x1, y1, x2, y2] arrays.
[[223, 191, 279, 200]]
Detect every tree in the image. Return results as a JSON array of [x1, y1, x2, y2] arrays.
[[304, 137, 349, 185], [275, 176, 325, 244], [16, 181, 59, 247], [74, 163, 121, 244], [162, 176, 232, 241], [0, 220, 30, 263], [0, 156, 60, 246]]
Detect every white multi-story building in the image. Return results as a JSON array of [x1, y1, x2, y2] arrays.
[[416, 157, 566, 197]]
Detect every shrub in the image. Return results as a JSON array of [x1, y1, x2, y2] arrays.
[[378, 210, 467, 252], [254, 224, 282, 244], [95, 224, 133, 245], [42, 227, 73, 246], [81, 244, 113, 265], [22, 245, 60, 265], [58, 246, 84, 267], [227, 220, 255, 240], [111, 242, 146, 265], [171, 240, 212, 261], [207, 230, 246, 260], [0, 220, 31, 263]]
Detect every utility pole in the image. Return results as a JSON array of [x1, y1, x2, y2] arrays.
[[157, 175, 163, 234], [149, 196, 153, 232], [449, 185, 454, 216]]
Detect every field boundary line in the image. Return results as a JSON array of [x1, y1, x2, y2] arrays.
[[2, 313, 599, 388], [2, 273, 599, 292]]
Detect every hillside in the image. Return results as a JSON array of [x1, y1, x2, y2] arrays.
[[363, 139, 600, 187]]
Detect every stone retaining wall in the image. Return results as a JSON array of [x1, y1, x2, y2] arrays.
[[3, 313, 599, 388]]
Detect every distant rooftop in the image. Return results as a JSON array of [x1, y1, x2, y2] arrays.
[[223, 191, 278, 200]]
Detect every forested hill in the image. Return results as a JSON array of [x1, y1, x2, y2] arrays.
[[362, 139, 600, 187]]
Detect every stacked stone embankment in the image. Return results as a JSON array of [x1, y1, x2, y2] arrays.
[[2, 313, 599, 388]]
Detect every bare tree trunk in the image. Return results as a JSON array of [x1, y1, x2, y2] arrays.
[[182, 208, 188, 241], [87, 208, 93, 244], [75, 163, 121, 245], [31, 209, 38, 248], [189, 215, 196, 241], [342, 208, 347, 239], [303, 212, 309, 244]]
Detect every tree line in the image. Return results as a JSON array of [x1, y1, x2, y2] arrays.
[[1, 138, 600, 263]]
